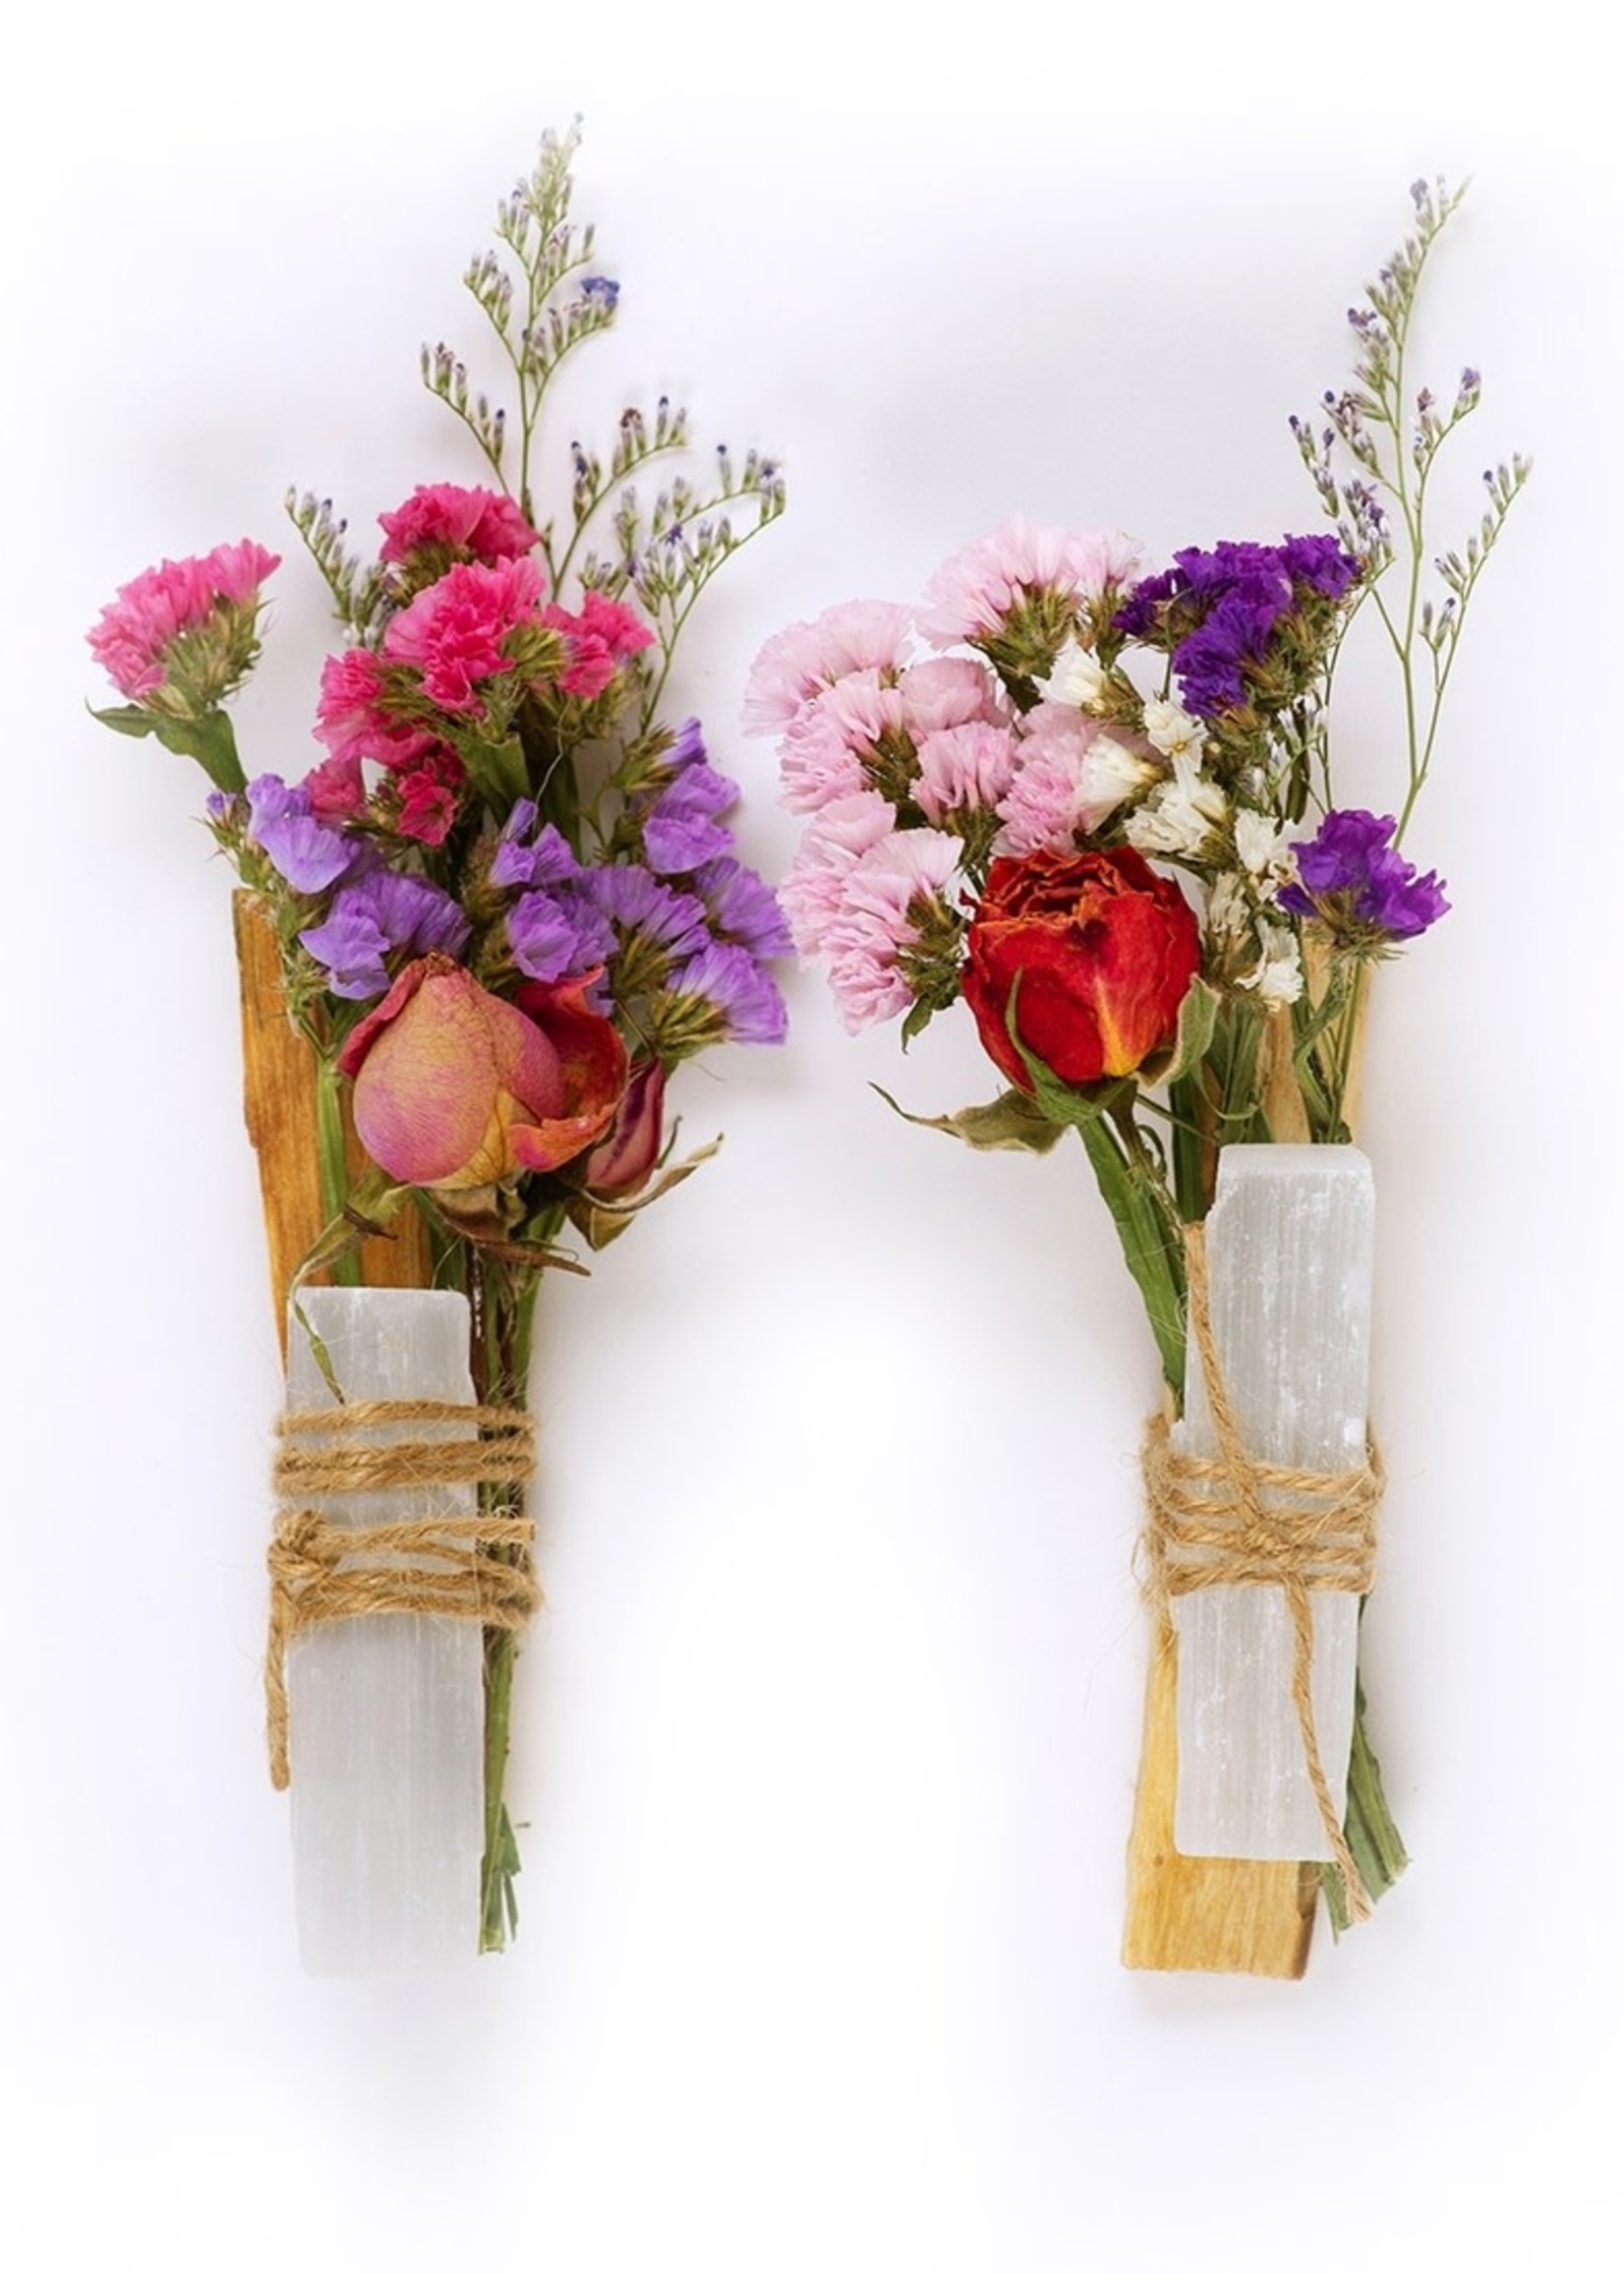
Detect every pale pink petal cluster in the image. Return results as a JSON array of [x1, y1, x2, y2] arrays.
[[896, 656, 1009, 737], [818, 827, 962, 1032], [739, 600, 914, 733], [778, 671, 908, 814], [87, 539, 280, 701], [777, 790, 899, 955], [996, 706, 1155, 854], [914, 721, 1019, 824], [382, 556, 548, 712], [918, 516, 1142, 643]]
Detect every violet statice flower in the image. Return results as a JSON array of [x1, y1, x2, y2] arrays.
[[693, 856, 793, 962], [589, 863, 714, 962], [640, 761, 740, 874], [245, 774, 360, 894], [490, 807, 584, 892], [507, 887, 617, 985], [1117, 535, 1361, 720], [663, 941, 789, 1047], [1278, 809, 1449, 944], [300, 869, 470, 1001]]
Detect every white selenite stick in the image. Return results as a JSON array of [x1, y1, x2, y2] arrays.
[[282, 1287, 486, 1974], [1171, 1144, 1375, 1861]]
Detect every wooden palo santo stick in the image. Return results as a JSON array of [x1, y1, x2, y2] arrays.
[[233, 890, 433, 1354]]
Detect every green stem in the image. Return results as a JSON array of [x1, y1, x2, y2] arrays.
[[313, 1055, 361, 1289], [468, 1249, 546, 1953], [1319, 1671, 1409, 1933]]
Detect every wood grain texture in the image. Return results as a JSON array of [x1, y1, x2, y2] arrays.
[[232, 891, 433, 1355]]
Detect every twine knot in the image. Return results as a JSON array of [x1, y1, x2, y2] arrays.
[[264, 1398, 539, 1790]]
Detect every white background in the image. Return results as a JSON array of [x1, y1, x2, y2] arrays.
[[4, 8, 1619, 2269]]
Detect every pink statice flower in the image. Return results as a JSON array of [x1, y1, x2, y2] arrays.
[[740, 600, 914, 733], [913, 720, 1019, 826], [87, 539, 280, 713], [819, 828, 962, 1032], [382, 555, 549, 712], [778, 671, 909, 813], [996, 706, 1157, 855], [315, 647, 442, 771], [896, 655, 1007, 737], [377, 483, 541, 568], [543, 588, 654, 699], [776, 789, 902, 958], [918, 517, 1141, 646]]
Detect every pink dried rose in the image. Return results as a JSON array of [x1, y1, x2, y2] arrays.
[[339, 956, 627, 1190]]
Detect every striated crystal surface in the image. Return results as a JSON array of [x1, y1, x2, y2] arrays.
[[283, 1288, 484, 1974], [1171, 1144, 1375, 1862]]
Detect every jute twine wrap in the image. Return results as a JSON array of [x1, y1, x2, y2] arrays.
[[1140, 1225, 1382, 1920], [264, 1398, 539, 1790]]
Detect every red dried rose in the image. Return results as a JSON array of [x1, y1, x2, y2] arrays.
[[962, 846, 1199, 1089]]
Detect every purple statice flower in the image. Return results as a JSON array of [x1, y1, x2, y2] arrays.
[[589, 861, 714, 962], [490, 809, 584, 892], [666, 940, 789, 1046], [508, 886, 617, 984], [640, 761, 740, 875], [1117, 536, 1361, 721], [300, 869, 470, 1001], [693, 855, 793, 961], [580, 274, 620, 312], [1278, 809, 1449, 943], [245, 773, 361, 894]]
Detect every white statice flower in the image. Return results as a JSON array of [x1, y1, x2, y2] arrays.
[[1037, 636, 1108, 712], [1125, 753, 1228, 858], [1202, 872, 1251, 949], [1141, 694, 1206, 764], [1238, 918, 1305, 1006], [1233, 807, 1294, 885]]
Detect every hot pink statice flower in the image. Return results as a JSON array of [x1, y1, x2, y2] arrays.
[[382, 556, 549, 713], [918, 517, 1142, 646], [87, 538, 280, 713], [316, 648, 443, 770], [542, 588, 654, 699], [740, 600, 915, 733], [378, 482, 541, 567]]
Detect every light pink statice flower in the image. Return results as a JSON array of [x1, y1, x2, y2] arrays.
[[820, 828, 962, 1032], [382, 555, 549, 713], [913, 721, 1018, 825], [896, 655, 1008, 737], [87, 538, 280, 713], [777, 789, 899, 957], [918, 518, 1141, 645], [996, 706, 1158, 854], [741, 600, 915, 733], [377, 483, 540, 567], [779, 671, 909, 814]]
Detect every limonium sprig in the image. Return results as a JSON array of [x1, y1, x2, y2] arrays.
[[1292, 176, 1530, 843]]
